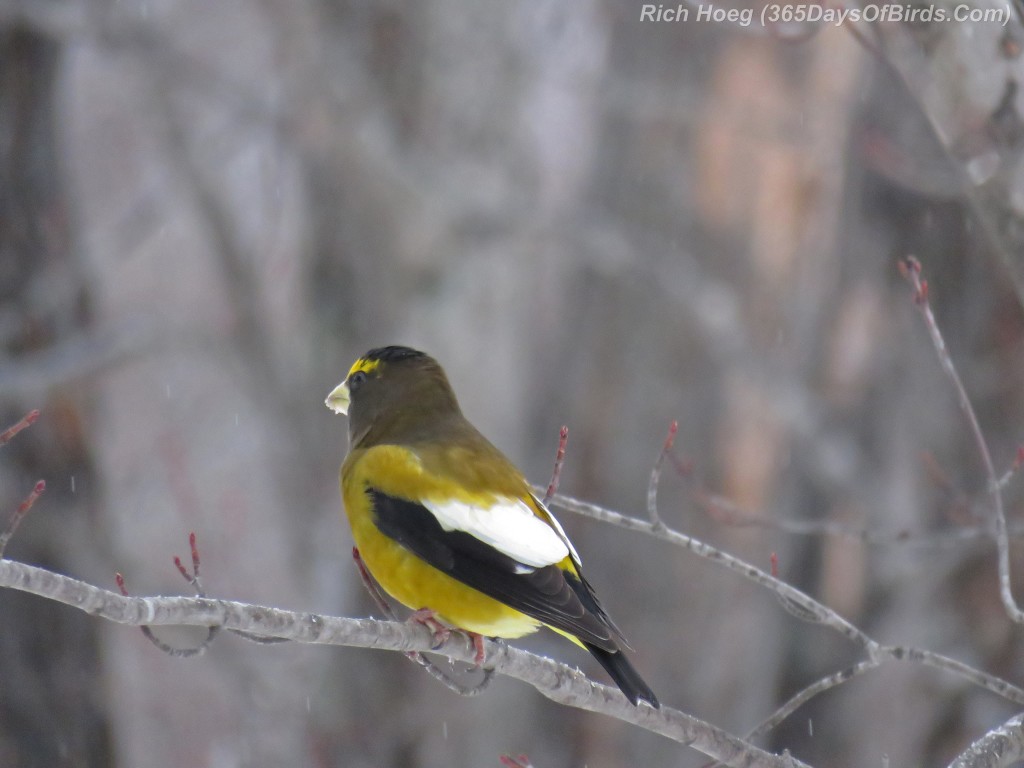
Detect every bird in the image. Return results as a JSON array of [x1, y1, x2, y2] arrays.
[[325, 345, 659, 708]]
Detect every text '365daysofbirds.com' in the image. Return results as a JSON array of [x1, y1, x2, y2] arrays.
[[639, 2, 1012, 27]]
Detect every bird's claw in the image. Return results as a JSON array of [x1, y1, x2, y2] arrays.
[[408, 608, 451, 650], [470, 633, 486, 666]]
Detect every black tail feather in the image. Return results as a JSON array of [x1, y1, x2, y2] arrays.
[[585, 643, 660, 708]]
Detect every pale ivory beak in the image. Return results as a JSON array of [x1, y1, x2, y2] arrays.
[[325, 381, 351, 415]]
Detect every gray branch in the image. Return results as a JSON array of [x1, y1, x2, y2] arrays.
[[949, 712, 1024, 768], [0, 558, 811, 768]]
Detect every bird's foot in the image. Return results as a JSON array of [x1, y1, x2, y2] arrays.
[[408, 608, 451, 650], [408, 610, 488, 667], [469, 632, 486, 667]]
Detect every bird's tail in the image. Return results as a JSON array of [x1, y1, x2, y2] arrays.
[[585, 643, 660, 708]]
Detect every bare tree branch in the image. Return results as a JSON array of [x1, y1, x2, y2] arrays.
[[545, 491, 874, 646], [0, 557, 810, 768], [949, 712, 1024, 768], [542, 492, 1024, 714], [0, 479, 44, 558], [744, 661, 879, 743], [900, 256, 1024, 623], [0, 408, 38, 445]]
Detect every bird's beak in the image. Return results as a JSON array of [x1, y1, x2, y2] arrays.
[[325, 381, 351, 415]]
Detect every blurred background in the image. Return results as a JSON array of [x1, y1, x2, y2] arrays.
[[3, 1, 1024, 766]]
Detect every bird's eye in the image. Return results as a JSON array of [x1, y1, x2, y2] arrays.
[[349, 371, 368, 391]]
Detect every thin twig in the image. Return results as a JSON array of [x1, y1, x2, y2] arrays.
[[994, 446, 1024, 491], [0, 480, 45, 558], [746, 660, 879, 742], [0, 410, 45, 559], [115, 573, 215, 657], [648, 419, 678, 530], [542, 426, 569, 506], [500, 754, 536, 768], [352, 546, 400, 622], [743, 642, 1024, 748], [684, 456, 994, 549], [899, 256, 1024, 624], [173, 531, 205, 596], [910, 646, 1024, 703], [116, 562, 220, 658], [117, 533, 223, 657], [164, 528, 282, 646], [0, 409, 40, 446]]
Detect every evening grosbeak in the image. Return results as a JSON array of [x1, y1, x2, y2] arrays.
[[325, 345, 658, 707]]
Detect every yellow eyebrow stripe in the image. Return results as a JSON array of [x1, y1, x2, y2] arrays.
[[347, 358, 381, 378]]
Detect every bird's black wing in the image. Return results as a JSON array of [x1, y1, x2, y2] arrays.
[[368, 489, 619, 651]]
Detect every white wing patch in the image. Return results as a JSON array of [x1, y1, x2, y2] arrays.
[[532, 495, 582, 566], [423, 497, 570, 568]]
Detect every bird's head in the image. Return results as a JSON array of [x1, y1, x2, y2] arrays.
[[325, 346, 461, 447]]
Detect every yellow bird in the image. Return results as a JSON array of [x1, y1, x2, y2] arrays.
[[326, 345, 658, 707]]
